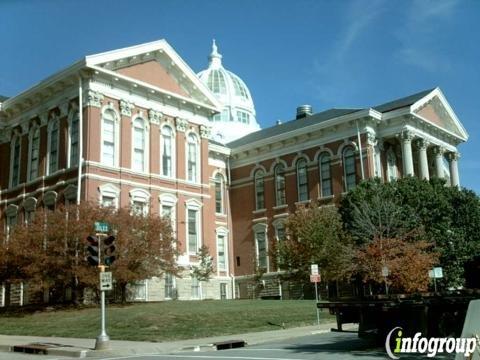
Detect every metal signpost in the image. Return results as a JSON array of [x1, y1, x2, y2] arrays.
[[311, 264, 321, 326], [382, 266, 389, 295], [92, 221, 114, 350], [429, 267, 443, 293]]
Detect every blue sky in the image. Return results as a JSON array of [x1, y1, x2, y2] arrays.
[[1, 0, 479, 192]]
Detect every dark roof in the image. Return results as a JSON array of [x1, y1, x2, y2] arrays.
[[228, 108, 360, 148], [227, 88, 436, 149], [0, 95, 8, 102], [372, 88, 435, 113]]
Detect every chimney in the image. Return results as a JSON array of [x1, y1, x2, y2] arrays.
[[296, 105, 313, 119]]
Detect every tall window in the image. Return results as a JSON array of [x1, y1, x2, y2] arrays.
[[254, 169, 265, 210], [191, 276, 200, 299], [217, 233, 226, 271], [274, 164, 286, 206], [69, 111, 79, 167], [386, 148, 398, 182], [29, 127, 40, 181], [48, 120, 59, 175], [215, 174, 224, 214], [297, 158, 309, 202], [319, 153, 332, 197], [165, 273, 175, 299], [255, 227, 268, 270], [133, 118, 146, 172], [188, 209, 199, 254], [11, 136, 21, 187], [187, 134, 198, 182], [6, 214, 17, 235], [102, 109, 116, 167], [274, 221, 286, 270], [343, 147, 357, 191], [161, 126, 173, 177]]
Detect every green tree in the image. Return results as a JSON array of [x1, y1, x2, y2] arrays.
[[278, 206, 355, 283], [190, 245, 214, 299], [341, 177, 480, 288]]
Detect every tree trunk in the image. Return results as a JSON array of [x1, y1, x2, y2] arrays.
[[4, 282, 10, 307], [120, 283, 128, 304]]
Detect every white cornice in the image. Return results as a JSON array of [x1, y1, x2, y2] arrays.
[[209, 143, 231, 156], [230, 109, 374, 155]]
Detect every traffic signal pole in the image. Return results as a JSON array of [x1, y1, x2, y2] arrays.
[[95, 234, 110, 350]]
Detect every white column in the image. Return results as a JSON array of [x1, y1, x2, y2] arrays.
[[433, 146, 445, 178], [448, 152, 460, 187], [400, 130, 414, 177], [416, 139, 430, 180]]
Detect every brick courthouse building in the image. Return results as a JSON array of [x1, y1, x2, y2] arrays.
[[0, 40, 468, 304]]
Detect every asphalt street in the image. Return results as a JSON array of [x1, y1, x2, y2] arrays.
[[91, 332, 454, 360], [0, 331, 457, 360]]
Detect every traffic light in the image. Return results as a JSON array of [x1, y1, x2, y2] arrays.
[[104, 235, 116, 266], [86, 235, 99, 266]]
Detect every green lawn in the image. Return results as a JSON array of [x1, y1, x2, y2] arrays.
[[0, 300, 333, 341]]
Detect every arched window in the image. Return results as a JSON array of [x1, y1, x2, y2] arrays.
[[161, 125, 174, 177], [102, 109, 116, 167], [47, 119, 59, 175], [10, 135, 21, 187], [214, 173, 224, 214], [319, 153, 332, 197], [274, 164, 286, 206], [254, 169, 265, 210], [28, 127, 40, 181], [69, 111, 79, 167], [343, 147, 357, 191], [253, 223, 268, 271], [132, 118, 146, 172], [187, 133, 199, 182], [386, 148, 398, 182], [296, 158, 309, 202]]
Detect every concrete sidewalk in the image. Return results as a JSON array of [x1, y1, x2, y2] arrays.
[[0, 322, 352, 358]]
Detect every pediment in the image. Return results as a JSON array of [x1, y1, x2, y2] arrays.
[[412, 91, 468, 141], [85, 40, 220, 109], [114, 60, 190, 98]]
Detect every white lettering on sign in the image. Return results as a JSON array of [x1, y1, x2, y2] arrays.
[[100, 272, 113, 291]]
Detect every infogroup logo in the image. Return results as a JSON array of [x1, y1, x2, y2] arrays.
[[385, 327, 478, 359]]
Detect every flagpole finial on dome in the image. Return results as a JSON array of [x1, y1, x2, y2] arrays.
[[209, 39, 222, 68]]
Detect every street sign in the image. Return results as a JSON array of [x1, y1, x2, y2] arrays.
[[311, 264, 319, 275], [429, 267, 443, 278], [382, 266, 389, 277], [100, 272, 113, 291], [310, 274, 321, 283], [95, 221, 110, 233]]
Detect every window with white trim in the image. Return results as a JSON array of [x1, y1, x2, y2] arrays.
[[214, 174, 224, 214], [236, 110, 250, 124], [69, 111, 79, 167], [101, 196, 116, 208], [191, 276, 200, 299], [254, 169, 265, 210], [255, 226, 268, 271], [160, 194, 177, 235], [296, 158, 309, 202], [130, 189, 150, 216], [343, 147, 357, 191], [273, 220, 286, 270], [187, 133, 199, 182], [133, 118, 146, 172], [28, 127, 40, 181], [10, 135, 21, 187], [274, 164, 286, 206], [319, 153, 332, 197], [47, 119, 59, 175], [217, 232, 227, 271], [102, 109, 116, 167], [187, 208, 199, 255], [161, 125, 174, 177], [6, 214, 17, 235], [164, 273, 175, 299]]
